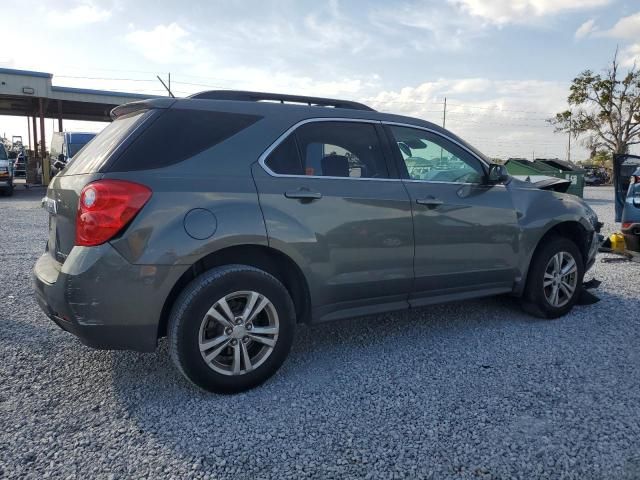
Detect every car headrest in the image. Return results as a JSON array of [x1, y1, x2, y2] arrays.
[[321, 154, 349, 177]]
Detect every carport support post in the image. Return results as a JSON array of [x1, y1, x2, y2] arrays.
[[27, 116, 31, 151], [39, 98, 46, 159], [31, 114, 38, 155], [57, 100, 63, 132]]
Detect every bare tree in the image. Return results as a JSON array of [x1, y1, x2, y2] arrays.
[[550, 49, 640, 156]]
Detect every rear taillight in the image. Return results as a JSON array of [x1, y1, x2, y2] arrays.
[[75, 179, 152, 247], [623, 223, 632, 229], [631, 175, 640, 184]]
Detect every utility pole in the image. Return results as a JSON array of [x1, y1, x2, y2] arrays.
[[157, 74, 175, 98], [567, 111, 572, 163], [442, 97, 447, 129]]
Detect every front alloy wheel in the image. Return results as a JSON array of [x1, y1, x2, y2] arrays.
[[522, 236, 584, 319], [543, 251, 578, 308]]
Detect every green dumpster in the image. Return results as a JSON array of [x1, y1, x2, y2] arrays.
[[505, 158, 585, 197]]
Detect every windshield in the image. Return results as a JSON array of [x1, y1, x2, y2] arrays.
[[63, 111, 149, 175]]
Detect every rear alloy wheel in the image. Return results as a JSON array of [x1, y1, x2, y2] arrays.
[[522, 236, 584, 319], [168, 265, 295, 393], [198, 291, 280, 376]]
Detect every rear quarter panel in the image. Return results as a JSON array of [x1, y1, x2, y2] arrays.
[[106, 112, 290, 266]]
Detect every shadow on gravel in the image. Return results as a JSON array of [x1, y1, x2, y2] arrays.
[[108, 293, 611, 471], [0, 316, 56, 346]]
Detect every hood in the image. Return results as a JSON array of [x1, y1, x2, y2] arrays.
[[509, 175, 571, 193], [531, 177, 571, 193]]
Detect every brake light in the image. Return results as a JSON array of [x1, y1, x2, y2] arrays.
[[622, 223, 632, 229], [630, 175, 640, 184], [76, 180, 152, 247]]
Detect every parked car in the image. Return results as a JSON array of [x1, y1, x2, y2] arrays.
[[0, 144, 14, 196], [614, 154, 640, 222], [584, 166, 610, 186], [50, 131, 96, 172], [621, 166, 640, 252], [33, 91, 601, 393]]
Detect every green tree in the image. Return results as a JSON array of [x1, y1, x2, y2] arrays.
[[550, 50, 640, 156], [588, 150, 613, 169]]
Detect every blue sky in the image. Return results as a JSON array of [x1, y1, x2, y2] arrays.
[[2, 0, 640, 159]]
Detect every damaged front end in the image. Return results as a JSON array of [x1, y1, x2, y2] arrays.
[[532, 177, 572, 194]]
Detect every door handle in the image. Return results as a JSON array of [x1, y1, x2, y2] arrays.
[[416, 197, 443, 208], [284, 189, 323, 201]]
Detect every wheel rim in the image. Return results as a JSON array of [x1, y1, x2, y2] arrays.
[[198, 291, 279, 376], [543, 251, 578, 308]]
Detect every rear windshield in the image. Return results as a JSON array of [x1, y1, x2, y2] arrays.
[[63, 111, 149, 175], [107, 109, 262, 172]]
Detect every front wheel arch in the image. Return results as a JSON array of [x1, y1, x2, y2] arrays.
[[517, 221, 590, 296]]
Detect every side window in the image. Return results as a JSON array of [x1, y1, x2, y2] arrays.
[[264, 135, 303, 175], [389, 126, 484, 184], [295, 122, 388, 179]]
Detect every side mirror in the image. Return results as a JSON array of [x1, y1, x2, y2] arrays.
[[487, 164, 509, 184], [57, 153, 65, 162]]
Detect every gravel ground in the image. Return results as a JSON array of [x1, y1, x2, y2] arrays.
[[1, 186, 639, 479]]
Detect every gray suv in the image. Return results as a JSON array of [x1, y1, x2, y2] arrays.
[[33, 91, 601, 393]]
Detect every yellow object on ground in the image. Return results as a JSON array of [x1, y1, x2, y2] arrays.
[[610, 232, 626, 252]]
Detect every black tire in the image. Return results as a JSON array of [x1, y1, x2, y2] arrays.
[[168, 264, 296, 393], [522, 236, 584, 319]]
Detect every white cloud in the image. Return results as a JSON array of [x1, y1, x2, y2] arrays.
[[366, 79, 573, 159], [620, 43, 640, 68], [450, 0, 611, 26], [575, 19, 597, 39], [125, 23, 198, 64], [369, 2, 485, 51], [48, 3, 112, 27], [602, 12, 640, 39]]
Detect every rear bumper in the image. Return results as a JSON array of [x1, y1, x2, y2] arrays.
[[33, 244, 186, 352]]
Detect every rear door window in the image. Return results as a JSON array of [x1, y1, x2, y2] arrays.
[[264, 135, 303, 175], [264, 121, 389, 178], [64, 111, 149, 175], [295, 122, 388, 179]]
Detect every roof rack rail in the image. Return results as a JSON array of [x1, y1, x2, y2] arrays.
[[189, 90, 375, 111]]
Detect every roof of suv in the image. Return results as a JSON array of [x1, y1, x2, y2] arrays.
[[111, 90, 492, 164]]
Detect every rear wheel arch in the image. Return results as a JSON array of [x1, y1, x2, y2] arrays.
[[157, 244, 311, 339]]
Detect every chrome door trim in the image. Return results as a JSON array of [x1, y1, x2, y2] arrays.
[[256, 117, 506, 188]]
